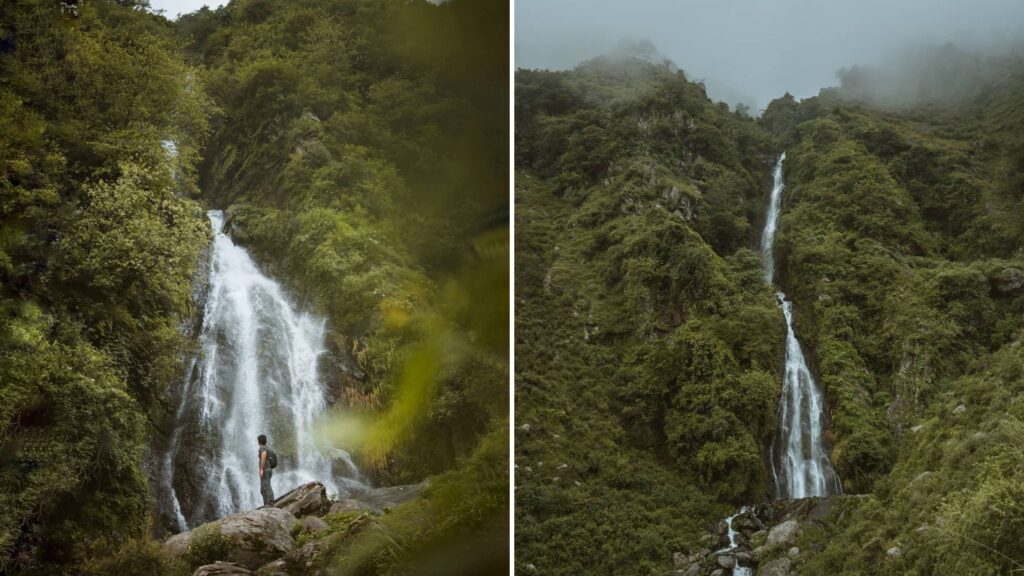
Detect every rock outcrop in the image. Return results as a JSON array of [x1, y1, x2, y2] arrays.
[[672, 495, 866, 576], [161, 479, 426, 575], [164, 507, 297, 569], [273, 481, 330, 517]]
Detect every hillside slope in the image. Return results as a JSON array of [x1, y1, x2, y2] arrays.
[[515, 57, 787, 574], [764, 68, 1024, 575], [516, 53, 1024, 575]]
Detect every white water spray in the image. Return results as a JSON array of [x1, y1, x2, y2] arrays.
[[163, 211, 365, 530], [761, 154, 841, 500]]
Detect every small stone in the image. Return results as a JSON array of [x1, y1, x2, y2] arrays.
[[910, 424, 924, 433], [518, 423, 532, 432], [887, 546, 902, 558], [526, 563, 537, 571], [710, 570, 725, 576], [716, 554, 736, 569], [556, 463, 568, 471], [788, 546, 800, 557], [672, 551, 687, 567], [953, 404, 967, 415], [299, 515, 328, 533]]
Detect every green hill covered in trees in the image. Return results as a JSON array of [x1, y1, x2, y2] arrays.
[[515, 49, 1024, 575], [0, 1, 507, 575]]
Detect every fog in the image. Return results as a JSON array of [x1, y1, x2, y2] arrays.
[[515, 0, 1024, 112], [148, 0, 224, 19]]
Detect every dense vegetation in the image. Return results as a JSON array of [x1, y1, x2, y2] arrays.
[[516, 46, 1024, 575], [181, 0, 509, 573], [766, 57, 1024, 575], [515, 56, 786, 574], [1, 0, 507, 574], [0, 2, 211, 572]]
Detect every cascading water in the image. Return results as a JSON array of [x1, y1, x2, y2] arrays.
[[715, 507, 754, 576], [761, 154, 841, 500], [160, 211, 365, 531]]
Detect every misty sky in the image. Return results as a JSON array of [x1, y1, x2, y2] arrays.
[[148, 0, 224, 19], [516, 0, 1024, 111]]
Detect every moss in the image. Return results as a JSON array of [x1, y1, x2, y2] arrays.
[[183, 525, 234, 569], [82, 538, 190, 576]]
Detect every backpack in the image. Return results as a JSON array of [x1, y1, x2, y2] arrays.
[[265, 448, 278, 469]]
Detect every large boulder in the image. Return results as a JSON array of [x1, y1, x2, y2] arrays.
[[759, 557, 792, 576], [274, 481, 330, 517], [192, 561, 254, 575], [164, 507, 297, 569], [766, 520, 800, 549]]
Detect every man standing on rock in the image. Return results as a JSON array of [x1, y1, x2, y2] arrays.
[[258, 434, 276, 506]]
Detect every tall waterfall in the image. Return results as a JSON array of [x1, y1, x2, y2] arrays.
[[161, 211, 365, 531], [761, 154, 841, 500]]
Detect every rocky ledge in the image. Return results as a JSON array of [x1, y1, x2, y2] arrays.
[[672, 495, 866, 576], [164, 480, 428, 576]]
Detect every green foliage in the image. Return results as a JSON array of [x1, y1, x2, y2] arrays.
[[0, 1, 212, 572], [515, 55, 784, 574], [83, 538, 189, 576], [185, 0, 508, 489], [756, 66, 1024, 574], [183, 524, 234, 569], [178, 0, 509, 573], [0, 300, 149, 572], [332, 425, 508, 576], [518, 46, 1024, 575]]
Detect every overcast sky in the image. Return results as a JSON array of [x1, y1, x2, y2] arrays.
[[515, 0, 1024, 111], [148, 0, 224, 19]]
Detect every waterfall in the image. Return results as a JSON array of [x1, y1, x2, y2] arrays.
[[761, 154, 841, 500], [161, 210, 365, 531]]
